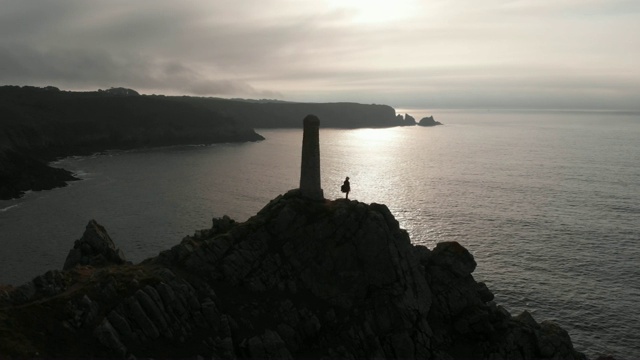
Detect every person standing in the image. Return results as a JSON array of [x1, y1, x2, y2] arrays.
[[341, 177, 351, 199]]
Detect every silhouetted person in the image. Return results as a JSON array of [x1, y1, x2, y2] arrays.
[[341, 177, 351, 199]]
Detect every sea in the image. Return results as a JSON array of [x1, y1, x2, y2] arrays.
[[1, 110, 638, 359]]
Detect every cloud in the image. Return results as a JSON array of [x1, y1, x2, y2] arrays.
[[0, 44, 281, 97], [0, 0, 639, 109]]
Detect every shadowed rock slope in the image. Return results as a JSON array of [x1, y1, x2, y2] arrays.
[[0, 190, 585, 359]]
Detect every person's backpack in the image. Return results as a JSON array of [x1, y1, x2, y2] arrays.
[[341, 184, 347, 193]]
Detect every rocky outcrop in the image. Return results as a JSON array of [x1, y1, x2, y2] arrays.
[[0, 150, 78, 199], [418, 115, 443, 126], [396, 113, 417, 126], [0, 191, 585, 359], [418, 242, 580, 358], [63, 220, 128, 270], [404, 113, 417, 125]]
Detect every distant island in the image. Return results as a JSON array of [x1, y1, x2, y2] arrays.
[[0, 86, 438, 200]]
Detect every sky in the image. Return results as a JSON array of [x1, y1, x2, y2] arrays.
[[1, 0, 639, 110]]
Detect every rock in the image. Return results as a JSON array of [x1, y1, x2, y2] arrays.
[[107, 310, 135, 344], [537, 321, 577, 358], [212, 215, 235, 234], [241, 330, 292, 359], [429, 241, 477, 278], [94, 319, 128, 357], [124, 296, 160, 339], [5, 270, 68, 305], [418, 115, 443, 126], [134, 289, 170, 337], [0, 191, 586, 359], [515, 310, 540, 329], [396, 113, 416, 126], [63, 220, 127, 270], [476, 281, 494, 302], [404, 113, 417, 125]]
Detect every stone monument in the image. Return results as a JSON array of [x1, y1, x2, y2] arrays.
[[299, 115, 324, 200]]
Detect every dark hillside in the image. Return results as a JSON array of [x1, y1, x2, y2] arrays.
[[175, 96, 400, 128], [0, 86, 263, 199]]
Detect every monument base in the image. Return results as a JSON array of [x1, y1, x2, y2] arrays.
[[300, 188, 324, 201]]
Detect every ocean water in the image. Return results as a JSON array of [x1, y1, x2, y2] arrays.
[[1, 110, 639, 359]]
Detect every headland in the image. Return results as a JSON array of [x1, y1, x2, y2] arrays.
[[0, 190, 585, 359]]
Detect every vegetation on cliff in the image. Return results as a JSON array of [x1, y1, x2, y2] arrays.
[[0, 190, 585, 359], [0, 86, 264, 199]]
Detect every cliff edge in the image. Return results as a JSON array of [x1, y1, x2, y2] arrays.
[[0, 190, 585, 359]]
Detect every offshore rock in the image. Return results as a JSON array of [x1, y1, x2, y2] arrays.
[[0, 191, 585, 359], [418, 115, 443, 126], [63, 219, 127, 270], [404, 113, 417, 125], [396, 113, 417, 126]]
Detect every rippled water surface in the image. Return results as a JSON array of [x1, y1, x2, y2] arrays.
[[1, 110, 639, 359]]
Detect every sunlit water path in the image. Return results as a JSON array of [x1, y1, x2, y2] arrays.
[[1, 110, 639, 359]]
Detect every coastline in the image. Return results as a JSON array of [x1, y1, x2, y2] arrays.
[[0, 86, 417, 200]]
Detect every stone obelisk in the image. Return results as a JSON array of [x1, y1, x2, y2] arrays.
[[299, 115, 324, 200]]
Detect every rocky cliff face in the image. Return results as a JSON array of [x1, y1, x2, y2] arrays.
[[63, 220, 128, 270], [0, 190, 585, 359]]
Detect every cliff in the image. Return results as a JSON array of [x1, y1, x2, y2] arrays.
[[0, 86, 264, 200], [172, 97, 401, 128], [0, 190, 585, 359]]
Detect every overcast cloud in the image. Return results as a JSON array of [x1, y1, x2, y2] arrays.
[[1, 0, 638, 109]]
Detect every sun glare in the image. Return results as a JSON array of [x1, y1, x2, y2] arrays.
[[349, 128, 402, 144], [325, 0, 418, 23]]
